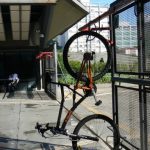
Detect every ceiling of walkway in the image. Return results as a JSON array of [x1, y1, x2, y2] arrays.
[[0, 0, 88, 48]]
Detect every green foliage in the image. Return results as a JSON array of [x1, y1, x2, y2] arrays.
[[96, 73, 111, 83], [117, 62, 138, 72], [93, 62, 106, 73], [57, 53, 111, 84], [58, 74, 75, 85], [57, 53, 67, 74], [57, 53, 76, 84], [58, 52, 138, 85], [117, 64, 128, 71], [69, 60, 81, 71], [58, 73, 111, 84], [69, 60, 106, 74]]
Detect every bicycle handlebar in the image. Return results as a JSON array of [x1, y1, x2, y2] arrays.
[[35, 122, 68, 138], [35, 122, 51, 138]]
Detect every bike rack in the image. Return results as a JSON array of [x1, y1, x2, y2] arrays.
[[79, 0, 135, 31], [78, 0, 147, 149]]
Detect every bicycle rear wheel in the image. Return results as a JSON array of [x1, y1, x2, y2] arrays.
[[72, 114, 120, 150], [63, 31, 111, 81]]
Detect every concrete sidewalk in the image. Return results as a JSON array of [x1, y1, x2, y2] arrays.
[[0, 99, 74, 149], [0, 83, 112, 149]]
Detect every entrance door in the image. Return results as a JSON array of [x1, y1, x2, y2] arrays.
[[0, 51, 36, 91]]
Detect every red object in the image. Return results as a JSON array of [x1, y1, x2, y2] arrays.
[[107, 40, 114, 46], [81, 27, 90, 31], [36, 52, 53, 59]]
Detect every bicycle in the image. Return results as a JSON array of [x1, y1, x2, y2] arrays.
[[35, 81, 120, 150], [63, 30, 112, 106], [35, 36, 120, 149]]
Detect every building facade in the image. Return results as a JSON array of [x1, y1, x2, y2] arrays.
[[115, 25, 138, 56], [58, 0, 110, 52]]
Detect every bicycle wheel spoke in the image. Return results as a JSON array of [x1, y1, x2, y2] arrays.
[[63, 31, 111, 81], [67, 35, 107, 77], [72, 114, 120, 150]]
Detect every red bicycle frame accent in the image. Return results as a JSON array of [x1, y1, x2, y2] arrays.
[[36, 51, 53, 59], [74, 52, 94, 91]]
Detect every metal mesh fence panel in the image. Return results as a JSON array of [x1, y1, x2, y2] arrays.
[[146, 89, 150, 149], [111, 1, 150, 149], [114, 5, 138, 73], [117, 86, 141, 149], [144, 0, 150, 72]]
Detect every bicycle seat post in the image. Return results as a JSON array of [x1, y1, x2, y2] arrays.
[[83, 52, 92, 61]]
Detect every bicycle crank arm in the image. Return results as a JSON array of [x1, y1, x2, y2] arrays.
[[35, 122, 54, 138], [70, 134, 99, 142]]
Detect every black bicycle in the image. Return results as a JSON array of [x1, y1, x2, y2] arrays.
[[35, 81, 120, 150]]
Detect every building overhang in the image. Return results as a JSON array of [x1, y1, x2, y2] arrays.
[[0, 0, 57, 4], [45, 0, 88, 41], [0, 0, 88, 48]]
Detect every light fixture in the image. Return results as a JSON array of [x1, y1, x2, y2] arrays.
[[10, 5, 31, 40], [10, 5, 20, 40], [21, 5, 30, 40]]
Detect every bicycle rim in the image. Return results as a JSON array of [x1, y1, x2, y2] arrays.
[[72, 114, 120, 150], [63, 31, 111, 81]]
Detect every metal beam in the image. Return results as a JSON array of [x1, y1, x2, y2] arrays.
[[112, 77, 150, 86], [79, 0, 135, 31], [0, 6, 5, 41], [0, 0, 57, 4]]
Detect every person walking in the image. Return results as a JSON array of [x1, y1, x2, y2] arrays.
[[3, 73, 20, 99]]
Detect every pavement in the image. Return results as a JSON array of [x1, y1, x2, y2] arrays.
[[0, 83, 112, 150]]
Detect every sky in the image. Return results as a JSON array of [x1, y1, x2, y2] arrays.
[[90, 0, 115, 5]]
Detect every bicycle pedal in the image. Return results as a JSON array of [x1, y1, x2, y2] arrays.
[[46, 123, 50, 128], [35, 122, 41, 129], [95, 100, 102, 106]]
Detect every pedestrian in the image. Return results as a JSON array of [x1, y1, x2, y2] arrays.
[[7, 73, 19, 93]]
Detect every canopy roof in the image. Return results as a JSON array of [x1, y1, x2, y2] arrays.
[[0, 0, 88, 48]]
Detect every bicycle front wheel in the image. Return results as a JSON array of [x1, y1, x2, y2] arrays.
[[72, 114, 120, 150], [63, 31, 111, 81]]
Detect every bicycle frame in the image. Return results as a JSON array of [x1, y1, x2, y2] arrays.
[[35, 81, 120, 149], [50, 81, 89, 130], [35, 81, 101, 144], [74, 52, 95, 91]]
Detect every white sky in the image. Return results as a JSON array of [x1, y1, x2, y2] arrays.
[[90, 0, 115, 5]]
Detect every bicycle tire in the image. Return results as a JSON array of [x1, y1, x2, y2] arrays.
[[63, 31, 111, 81], [72, 114, 120, 150]]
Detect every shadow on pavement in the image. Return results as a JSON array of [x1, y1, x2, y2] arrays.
[[0, 136, 72, 150]]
